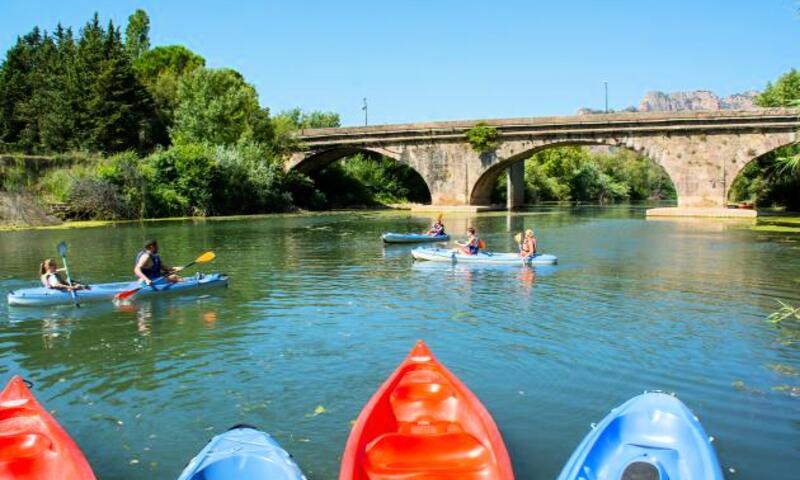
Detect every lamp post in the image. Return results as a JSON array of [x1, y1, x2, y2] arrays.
[[362, 97, 368, 126], [604, 81, 608, 113]]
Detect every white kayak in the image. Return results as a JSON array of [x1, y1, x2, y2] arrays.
[[411, 247, 558, 265], [382, 232, 451, 244], [7, 273, 228, 307]]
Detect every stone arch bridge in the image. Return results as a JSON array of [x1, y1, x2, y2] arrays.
[[289, 109, 800, 211]]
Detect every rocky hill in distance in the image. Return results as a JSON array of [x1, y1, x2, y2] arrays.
[[577, 90, 760, 115]]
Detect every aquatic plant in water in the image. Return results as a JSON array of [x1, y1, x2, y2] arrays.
[[768, 300, 800, 347]]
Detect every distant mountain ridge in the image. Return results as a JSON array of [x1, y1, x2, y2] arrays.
[[577, 90, 760, 115]]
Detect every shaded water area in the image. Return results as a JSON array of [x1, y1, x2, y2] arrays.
[[1, 207, 799, 479]]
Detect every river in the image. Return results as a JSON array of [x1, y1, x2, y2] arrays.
[[1, 207, 798, 479]]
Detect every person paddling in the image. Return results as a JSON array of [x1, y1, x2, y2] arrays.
[[519, 229, 537, 259], [426, 214, 446, 237], [39, 259, 88, 291], [456, 227, 481, 255], [134, 239, 182, 285]]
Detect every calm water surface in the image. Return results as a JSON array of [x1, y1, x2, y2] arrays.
[[1, 207, 799, 479]]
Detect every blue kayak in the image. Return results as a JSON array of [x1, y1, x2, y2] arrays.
[[7, 273, 228, 307], [557, 392, 724, 480], [411, 247, 558, 265], [382, 232, 451, 243], [177, 426, 306, 480]]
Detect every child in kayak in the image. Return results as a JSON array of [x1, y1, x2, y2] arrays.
[[519, 229, 537, 259], [426, 214, 446, 236], [134, 239, 182, 285], [39, 259, 88, 291], [456, 227, 481, 255]]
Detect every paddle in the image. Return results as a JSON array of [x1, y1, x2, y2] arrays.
[[56, 241, 80, 308], [114, 251, 216, 301]]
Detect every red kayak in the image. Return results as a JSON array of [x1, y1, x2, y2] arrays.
[[340, 340, 514, 479], [0, 376, 95, 479]]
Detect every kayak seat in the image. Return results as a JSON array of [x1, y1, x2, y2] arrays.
[[389, 369, 458, 424], [0, 432, 52, 461], [364, 431, 491, 479], [0, 402, 53, 459]]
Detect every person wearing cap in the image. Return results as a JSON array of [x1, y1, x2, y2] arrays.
[[134, 239, 182, 285], [519, 229, 537, 259], [426, 214, 446, 237]]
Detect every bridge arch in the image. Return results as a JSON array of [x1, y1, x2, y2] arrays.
[[288, 146, 433, 204], [727, 139, 800, 208], [288, 146, 404, 175], [469, 138, 674, 205]]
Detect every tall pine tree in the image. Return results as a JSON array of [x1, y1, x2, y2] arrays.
[[86, 21, 153, 152]]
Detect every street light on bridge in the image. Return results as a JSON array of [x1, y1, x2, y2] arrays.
[[604, 81, 608, 113]]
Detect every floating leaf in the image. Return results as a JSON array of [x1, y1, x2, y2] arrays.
[[306, 405, 327, 417]]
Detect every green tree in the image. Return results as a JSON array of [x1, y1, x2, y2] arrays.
[[0, 28, 43, 150], [124, 9, 150, 59], [38, 24, 80, 152], [133, 45, 205, 128], [85, 21, 155, 152], [171, 68, 271, 145], [756, 69, 800, 107], [274, 108, 340, 129]]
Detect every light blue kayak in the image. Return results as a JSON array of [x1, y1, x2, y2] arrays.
[[382, 232, 451, 243], [557, 393, 724, 480], [411, 247, 558, 265], [7, 273, 228, 306], [177, 426, 306, 480]]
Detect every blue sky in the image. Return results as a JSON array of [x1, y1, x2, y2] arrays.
[[2, 1, 798, 126]]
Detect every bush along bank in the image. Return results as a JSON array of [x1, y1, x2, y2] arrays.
[[18, 142, 316, 221]]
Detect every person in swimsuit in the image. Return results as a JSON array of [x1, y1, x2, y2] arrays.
[[39, 259, 87, 291], [519, 229, 537, 259], [456, 227, 481, 255], [426, 214, 446, 236], [134, 239, 182, 285]]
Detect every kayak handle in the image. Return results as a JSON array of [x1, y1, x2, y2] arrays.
[[23, 378, 34, 389], [229, 423, 259, 431]]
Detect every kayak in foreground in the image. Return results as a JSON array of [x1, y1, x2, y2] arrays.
[[7, 273, 228, 307], [557, 392, 724, 480], [0, 376, 96, 480], [411, 247, 558, 265], [340, 340, 514, 480], [382, 232, 451, 243], [177, 426, 305, 480]]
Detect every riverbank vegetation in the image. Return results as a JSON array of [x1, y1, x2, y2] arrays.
[[491, 146, 677, 204]]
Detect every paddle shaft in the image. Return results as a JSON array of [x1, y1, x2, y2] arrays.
[[59, 253, 80, 307]]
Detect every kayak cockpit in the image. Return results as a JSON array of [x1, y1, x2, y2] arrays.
[[187, 456, 299, 479]]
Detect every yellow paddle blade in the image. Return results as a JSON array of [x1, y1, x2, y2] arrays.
[[195, 251, 216, 264]]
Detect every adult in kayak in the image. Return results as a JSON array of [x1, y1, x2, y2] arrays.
[[455, 226, 482, 255], [518, 229, 537, 259], [426, 214, 446, 237], [134, 239, 182, 285], [39, 259, 88, 291]]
